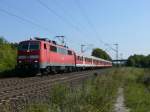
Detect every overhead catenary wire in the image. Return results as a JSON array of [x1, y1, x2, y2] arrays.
[[35, 0, 87, 37], [47, 0, 95, 48], [36, 0, 97, 50], [73, 0, 116, 52], [0, 0, 43, 26], [49, 0, 114, 54], [0, 0, 116, 57], [50, 0, 88, 32], [73, 0, 104, 42], [0, 7, 54, 34], [0, 1, 83, 48]]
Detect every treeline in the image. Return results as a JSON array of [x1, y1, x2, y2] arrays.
[[91, 48, 112, 61], [0, 37, 17, 72], [127, 54, 150, 67]]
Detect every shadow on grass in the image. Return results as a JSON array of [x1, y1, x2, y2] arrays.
[[0, 69, 19, 78]]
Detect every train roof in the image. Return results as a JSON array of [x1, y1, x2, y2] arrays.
[[19, 38, 75, 52], [76, 54, 112, 63], [19, 37, 111, 63]]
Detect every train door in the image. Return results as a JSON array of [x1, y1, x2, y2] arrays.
[[74, 53, 77, 68], [43, 43, 49, 67]]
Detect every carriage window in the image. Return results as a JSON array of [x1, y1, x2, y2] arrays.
[[50, 45, 57, 52], [79, 57, 81, 61], [78, 56, 80, 60], [81, 57, 83, 61], [85, 58, 87, 62], [89, 59, 91, 62]]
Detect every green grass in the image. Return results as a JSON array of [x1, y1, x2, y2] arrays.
[[24, 104, 49, 112], [23, 67, 150, 112], [24, 69, 122, 112], [124, 68, 150, 112], [125, 82, 150, 112]]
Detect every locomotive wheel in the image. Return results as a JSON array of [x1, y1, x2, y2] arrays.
[[45, 67, 51, 75], [40, 68, 49, 76], [68, 67, 73, 72]]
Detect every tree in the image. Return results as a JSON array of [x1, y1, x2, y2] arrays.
[[91, 48, 112, 60], [0, 37, 17, 72], [0, 36, 7, 44], [127, 54, 150, 68]]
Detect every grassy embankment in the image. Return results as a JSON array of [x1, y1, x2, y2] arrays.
[[23, 68, 150, 112], [24, 69, 123, 112]]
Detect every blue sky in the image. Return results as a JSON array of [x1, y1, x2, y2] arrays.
[[0, 0, 150, 59]]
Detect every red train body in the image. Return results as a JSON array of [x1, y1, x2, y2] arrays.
[[17, 38, 112, 74]]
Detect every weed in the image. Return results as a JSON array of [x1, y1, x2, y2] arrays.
[[24, 69, 121, 112]]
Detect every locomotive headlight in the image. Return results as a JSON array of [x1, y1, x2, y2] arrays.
[[34, 60, 38, 63]]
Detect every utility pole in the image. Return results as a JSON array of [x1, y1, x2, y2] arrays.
[[120, 53, 123, 60], [114, 43, 119, 66], [81, 44, 86, 53], [81, 44, 93, 54], [120, 53, 123, 66], [55, 36, 65, 45]]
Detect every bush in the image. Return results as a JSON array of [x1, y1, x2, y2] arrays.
[[124, 68, 150, 112], [0, 37, 17, 72], [24, 69, 121, 112]]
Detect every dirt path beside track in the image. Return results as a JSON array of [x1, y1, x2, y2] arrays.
[[114, 87, 130, 112]]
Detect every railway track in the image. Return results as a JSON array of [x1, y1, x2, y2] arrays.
[[0, 69, 107, 112]]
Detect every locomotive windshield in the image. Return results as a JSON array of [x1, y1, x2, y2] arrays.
[[19, 42, 39, 50]]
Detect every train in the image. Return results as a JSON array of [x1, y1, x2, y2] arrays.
[[17, 37, 112, 75]]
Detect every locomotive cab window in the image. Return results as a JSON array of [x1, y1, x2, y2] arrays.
[[19, 42, 39, 50], [18, 44, 28, 50], [30, 44, 39, 50], [50, 45, 57, 52]]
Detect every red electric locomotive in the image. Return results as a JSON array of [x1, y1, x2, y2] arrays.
[[17, 37, 76, 74], [17, 37, 112, 75]]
